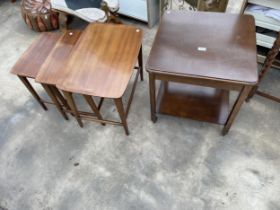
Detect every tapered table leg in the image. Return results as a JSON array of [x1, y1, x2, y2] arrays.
[[18, 76, 48, 111], [149, 73, 157, 123], [83, 95, 105, 126], [222, 86, 251, 135], [51, 86, 71, 111], [63, 91, 83, 127], [114, 98, 129, 135], [138, 45, 144, 81], [42, 84, 69, 120]]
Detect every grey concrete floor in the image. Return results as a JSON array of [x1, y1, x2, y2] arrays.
[[1, 1, 280, 210]]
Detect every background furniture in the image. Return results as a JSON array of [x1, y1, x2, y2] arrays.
[[160, 0, 228, 17], [21, 0, 59, 32], [244, 0, 280, 67], [118, 0, 159, 28], [146, 11, 258, 135], [51, 0, 120, 29], [247, 32, 280, 103]]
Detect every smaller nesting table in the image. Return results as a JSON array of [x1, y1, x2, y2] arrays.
[[10, 33, 61, 113], [146, 11, 258, 135]]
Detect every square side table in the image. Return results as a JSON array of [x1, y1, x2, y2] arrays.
[[146, 11, 258, 135]]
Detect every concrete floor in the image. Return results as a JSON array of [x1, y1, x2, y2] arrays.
[[1, 1, 280, 210]]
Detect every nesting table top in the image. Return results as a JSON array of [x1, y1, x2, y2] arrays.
[[10, 33, 61, 78], [57, 23, 143, 98], [36, 30, 81, 85]]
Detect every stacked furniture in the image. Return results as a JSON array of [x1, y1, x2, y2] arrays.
[[11, 24, 144, 135]]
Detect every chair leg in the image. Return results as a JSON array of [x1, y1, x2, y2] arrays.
[[101, 2, 122, 24], [42, 84, 69, 120], [246, 85, 258, 102], [18, 76, 48, 111], [63, 91, 83, 127], [256, 90, 280, 104], [114, 98, 129, 135]]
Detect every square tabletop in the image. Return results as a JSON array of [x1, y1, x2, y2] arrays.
[[146, 11, 258, 85], [35, 30, 81, 85], [57, 23, 143, 98], [10, 33, 61, 78]]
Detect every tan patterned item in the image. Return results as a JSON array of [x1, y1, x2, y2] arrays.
[[21, 0, 59, 32]]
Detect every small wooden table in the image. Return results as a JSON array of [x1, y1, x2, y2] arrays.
[[10, 33, 63, 115], [146, 11, 258, 135], [35, 30, 82, 119], [56, 24, 143, 135]]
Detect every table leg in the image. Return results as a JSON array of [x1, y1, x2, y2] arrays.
[[138, 45, 144, 81], [83, 95, 105, 126], [63, 91, 83, 128], [51, 86, 72, 112], [222, 86, 251, 135], [42, 84, 69, 120], [149, 73, 157, 123], [18, 76, 48, 111], [114, 98, 129, 135], [246, 85, 258, 102]]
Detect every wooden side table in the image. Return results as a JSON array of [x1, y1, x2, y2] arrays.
[[35, 30, 82, 120], [146, 11, 258, 135], [56, 24, 143, 135], [10, 33, 61, 113]]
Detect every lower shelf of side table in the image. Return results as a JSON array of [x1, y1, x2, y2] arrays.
[[157, 82, 229, 125]]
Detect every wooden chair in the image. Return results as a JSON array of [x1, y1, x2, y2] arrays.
[[247, 32, 280, 103], [50, 0, 120, 29]]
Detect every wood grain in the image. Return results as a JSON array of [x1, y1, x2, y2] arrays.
[[146, 11, 258, 85], [10, 33, 60, 78], [157, 82, 229, 124], [36, 30, 81, 85], [57, 23, 143, 98]]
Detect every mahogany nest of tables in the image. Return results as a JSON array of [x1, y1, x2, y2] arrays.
[[11, 23, 143, 135]]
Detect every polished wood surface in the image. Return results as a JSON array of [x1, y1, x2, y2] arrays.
[[146, 11, 258, 85], [146, 11, 258, 135], [157, 82, 229, 124], [57, 23, 143, 98], [10, 32, 74, 119], [10, 33, 60, 78], [36, 30, 81, 85]]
